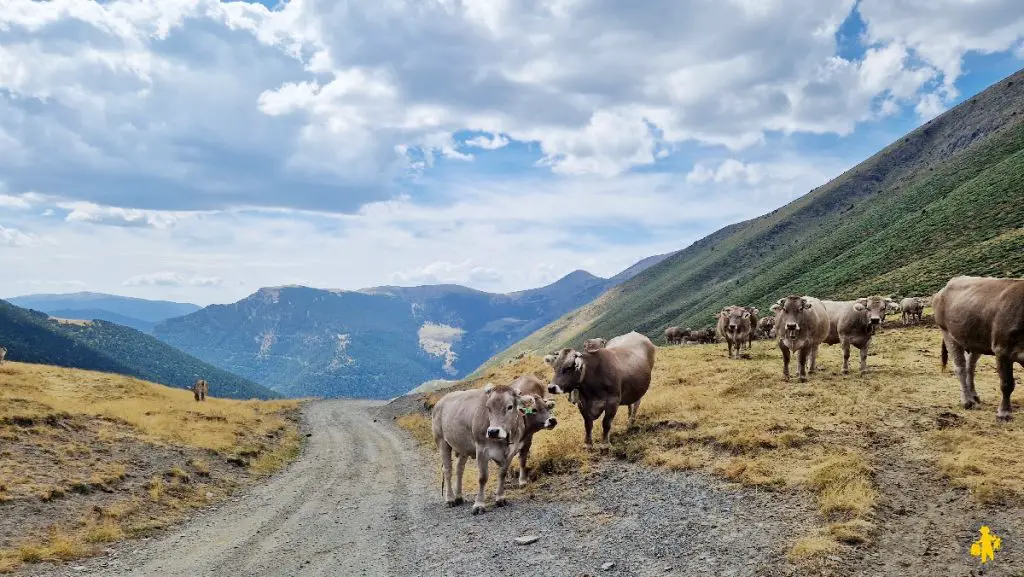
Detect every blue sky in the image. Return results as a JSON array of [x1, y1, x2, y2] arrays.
[[1, 0, 1022, 305]]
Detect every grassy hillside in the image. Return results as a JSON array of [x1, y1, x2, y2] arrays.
[[0, 362, 300, 573], [0, 300, 280, 400], [397, 322, 1024, 573], [7, 293, 200, 324], [486, 70, 1024, 361]]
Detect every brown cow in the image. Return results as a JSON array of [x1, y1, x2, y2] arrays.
[[716, 306, 752, 359], [934, 276, 1024, 421], [771, 296, 830, 382], [757, 316, 776, 339], [900, 297, 925, 325], [836, 296, 894, 375], [507, 375, 558, 487], [544, 331, 656, 448], [0, 345, 6, 365], [431, 384, 548, 513], [663, 327, 690, 345], [193, 379, 209, 402], [696, 326, 717, 344], [744, 307, 760, 349], [583, 338, 607, 352]]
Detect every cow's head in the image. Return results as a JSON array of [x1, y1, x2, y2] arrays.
[[775, 295, 812, 339], [546, 348, 586, 396], [855, 296, 893, 331], [518, 393, 558, 431], [481, 383, 524, 441], [725, 306, 751, 333]]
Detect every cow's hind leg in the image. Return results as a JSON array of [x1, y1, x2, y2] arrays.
[[996, 356, 1016, 422], [516, 437, 533, 488], [472, 448, 489, 514], [627, 398, 642, 427], [453, 455, 467, 505], [439, 441, 456, 506], [966, 352, 981, 405], [581, 403, 596, 449], [859, 342, 869, 376], [945, 338, 975, 409], [797, 347, 810, 383], [495, 458, 510, 507], [600, 402, 619, 445], [809, 344, 820, 374]]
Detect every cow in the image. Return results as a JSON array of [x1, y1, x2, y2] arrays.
[[934, 276, 1024, 421], [544, 331, 656, 448], [583, 338, 607, 352], [744, 307, 760, 349], [757, 316, 776, 339], [771, 295, 830, 382], [507, 375, 558, 487], [0, 345, 6, 365], [663, 327, 690, 345], [835, 296, 894, 375], [193, 379, 209, 402], [901, 297, 925, 325], [716, 306, 753, 359], [431, 384, 547, 514]]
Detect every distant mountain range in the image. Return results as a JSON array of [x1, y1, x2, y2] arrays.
[[153, 259, 672, 399], [0, 299, 279, 400], [7, 292, 200, 333]]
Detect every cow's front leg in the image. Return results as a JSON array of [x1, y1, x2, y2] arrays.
[[797, 347, 809, 383], [859, 343, 869, 376], [996, 356, 1016, 422], [780, 342, 791, 381], [453, 455, 467, 505], [517, 436, 533, 488], [600, 402, 619, 445], [581, 402, 595, 449], [495, 458, 510, 507], [946, 337, 974, 409], [472, 448, 488, 515], [841, 340, 851, 375], [809, 344, 820, 373]]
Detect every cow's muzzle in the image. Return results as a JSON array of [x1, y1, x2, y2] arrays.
[[486, 427, 508, 440], [870, 317, 881, 325], [544, 418, 557, 430], [786, 322, 798, 330], [728, 325, 737, 332], [547, 384, 563, 395]]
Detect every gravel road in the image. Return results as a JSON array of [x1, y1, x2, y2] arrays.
[[28, 400, 814, 577]]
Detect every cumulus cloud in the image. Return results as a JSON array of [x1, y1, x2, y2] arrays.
[[122, 272, 184, 287], [61, 202, 184, 229], [0, 225, 39, 248], [391, 260, 504, 288], [1, 0, 1018, 213]]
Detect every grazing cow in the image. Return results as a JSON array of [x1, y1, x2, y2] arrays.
[[699, 326, 717, 344], [193, 379, 209, 402], [663, 327, 690, 345], [836, 296, 894, 375], [583, 338, 607, 352], [507, 375, 558, 487], [544, 331, 656, 448], [431, 384, 543, 513], [771, 296, 830, 382], [716, 306, 753, 359], [0, 345, 6, 365], [757, 316, 776, 339], [901, 297, 925, 325], [934, 276, 1024, 421]]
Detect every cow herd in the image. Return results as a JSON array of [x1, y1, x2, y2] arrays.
[[428, 275, 1023, 515]]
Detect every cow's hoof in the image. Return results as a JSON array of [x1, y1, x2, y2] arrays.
[[446, 497, 464, 507], [471, 503, 486, 515], [516, 479, 527, 489], [798, 377, 807, 383], [997, 412, 1012, 422], [972, 395, 982, 405], [841, 369, 849, 375], [963, 400, 977, 410], [495, 497, 507, 507]]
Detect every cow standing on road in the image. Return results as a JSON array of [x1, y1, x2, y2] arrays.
[[545, 331, 656, 448], [934, 276, 1024, 421], [507, 375, 558, 488]]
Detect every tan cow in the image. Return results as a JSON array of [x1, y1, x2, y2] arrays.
[[544, 331, 656, 448], [583, 338, 608, 352], [900, 297, 925, 325], [771, 296, 830, 382], [507, 375, 558, 487], [744, 307, 760, 349], [193, 379, 209, 402], [716, 306, 753, 359], [836, 296, 894, 375], [431, 384, 546, 514], [663, 327, 689, 345], [757, 316, 776, 339], [934, 276, 1024, 421], [0, 345, 6, 365]]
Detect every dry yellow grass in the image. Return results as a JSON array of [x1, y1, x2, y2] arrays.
[[0, 361, 302, 573], [399, 324, 1023, 563]]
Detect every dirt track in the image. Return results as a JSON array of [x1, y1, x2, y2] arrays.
[[26, 399, 822, 577]]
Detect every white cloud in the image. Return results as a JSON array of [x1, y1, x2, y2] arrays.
[[61, 202, 185, 229], [463, 133, 510, 150], [391, 260, 504, 288], [915, 93, 947, 121], [0, 225, 39, 248], [123, 271, 184, 287]]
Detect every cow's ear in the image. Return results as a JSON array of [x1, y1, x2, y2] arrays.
[[853, 303, 865, 311], [573, 353, 584, 371], [483, 383, 495, 394], [802, 299, 812, 309], [544, 399, 556, 410], [856, 297, 868, 305], [742, 310, 751, 318], [770, 303, 782, 313], [543, 354, 556, 366]]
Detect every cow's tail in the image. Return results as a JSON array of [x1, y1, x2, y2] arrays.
[[940, 339, 948, 372]]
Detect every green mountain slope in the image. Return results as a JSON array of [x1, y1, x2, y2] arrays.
[[483, 70, 1024, 365], [8, 292, 200, 323], [0, 299, 280, 400]]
